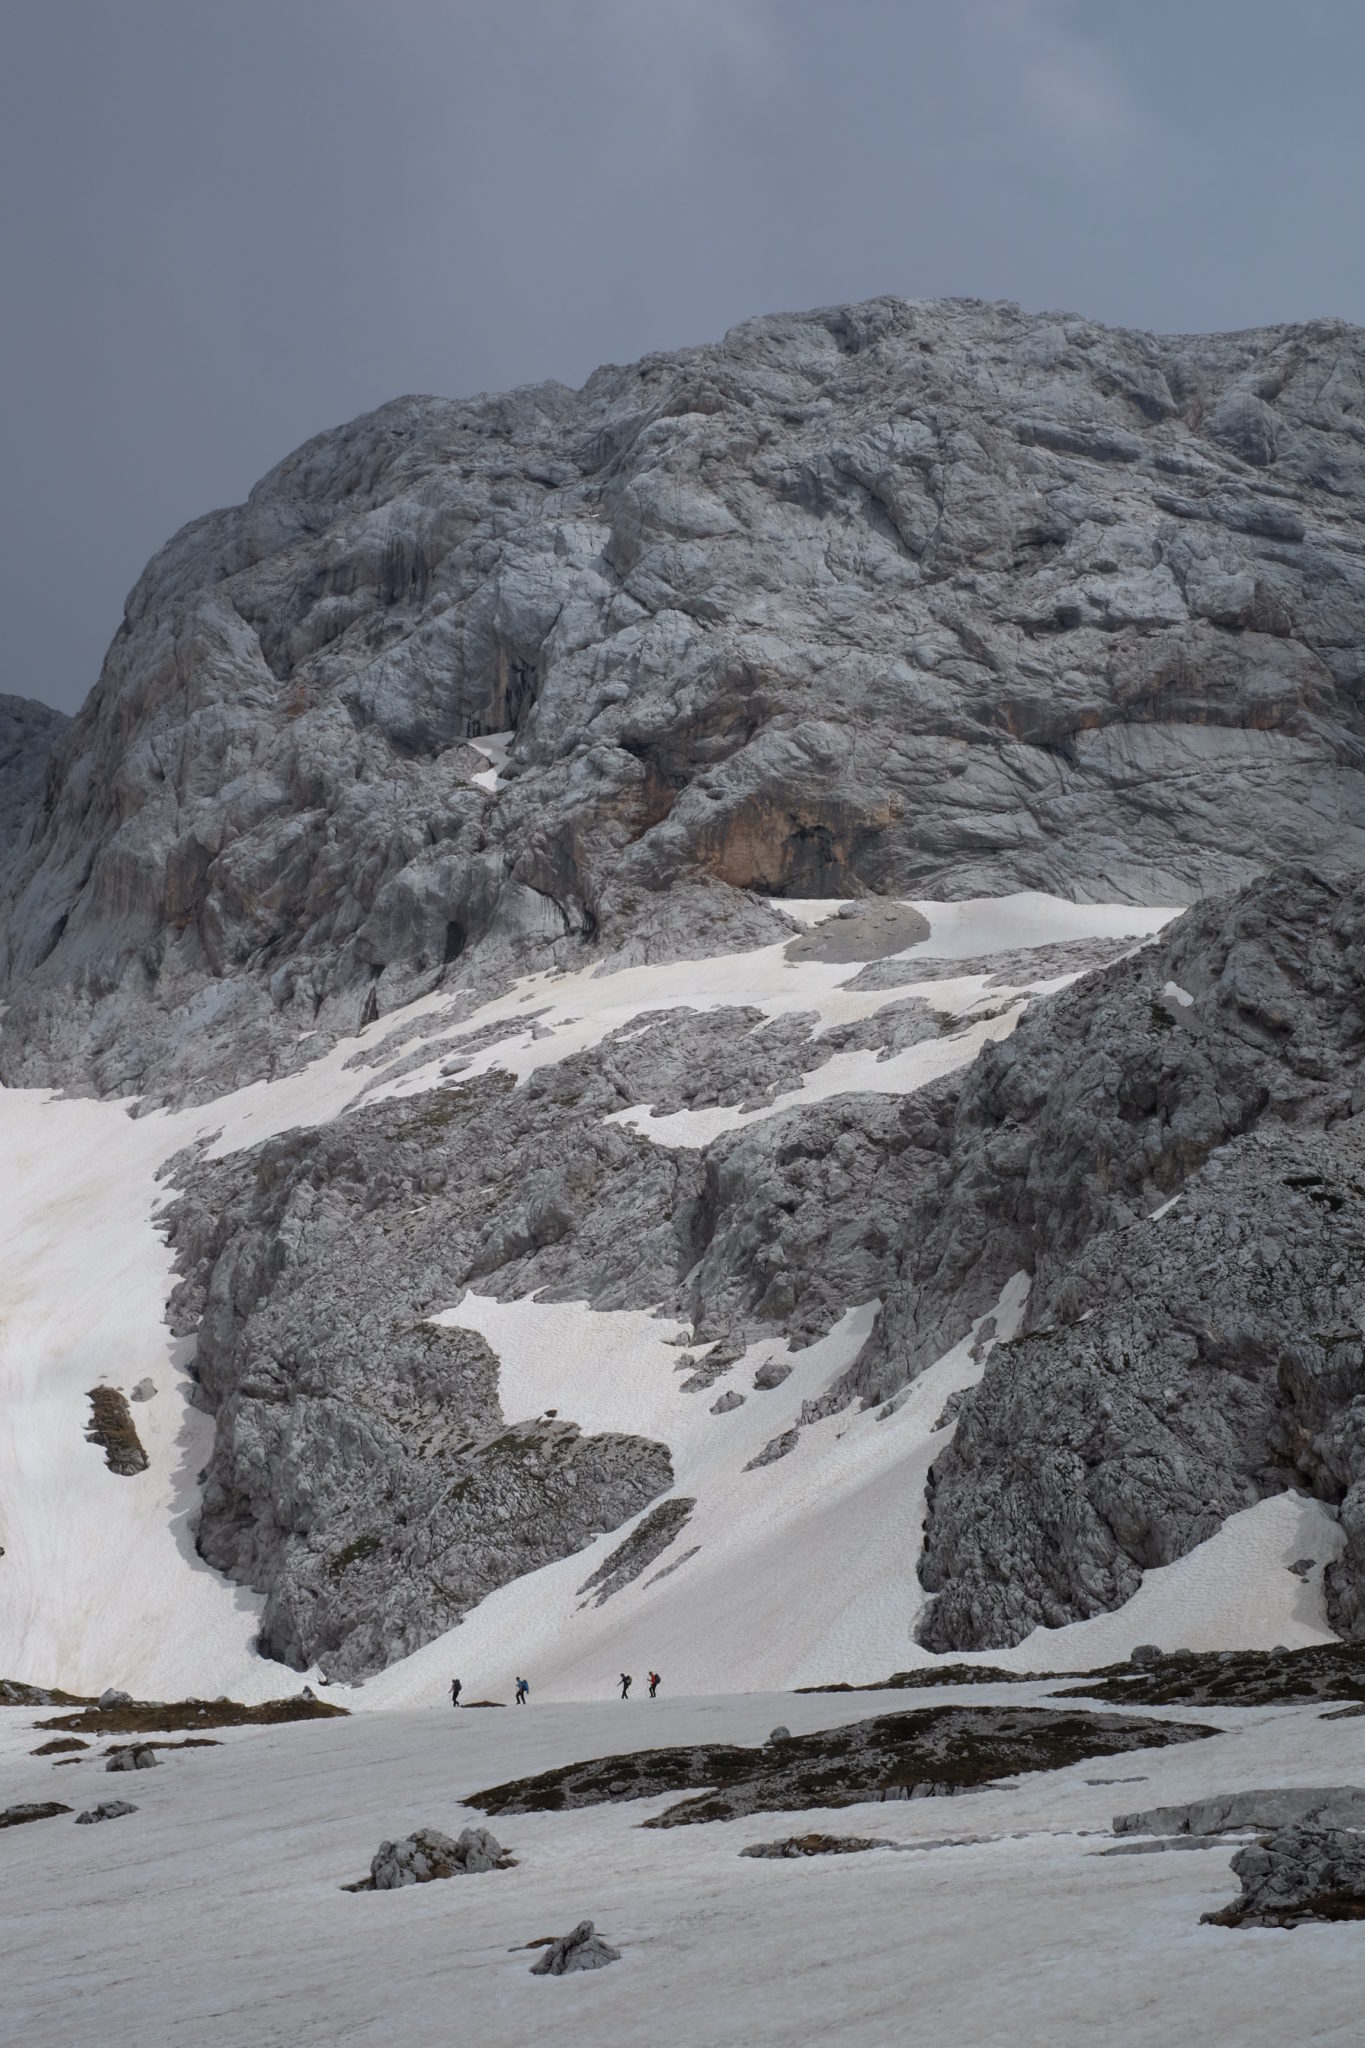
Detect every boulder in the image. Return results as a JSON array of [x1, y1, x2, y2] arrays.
[[529, 1920, 622, 1975], [76, 1801, 138, 1825], [106, 1745, 158, 1772], [361, 1824, 512, 1890]]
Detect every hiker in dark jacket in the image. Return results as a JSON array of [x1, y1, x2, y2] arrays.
[[648, 1671, 660, 1698], [619, 1673, 632, 1699], [450, 1678, 462, 1708]]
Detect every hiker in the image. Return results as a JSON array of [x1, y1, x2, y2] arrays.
[[648, 1671, 660, 1699], [450, 1677, 462, 1708], [515, 1676, 530, 1705], [619, 1673, 632, 1700]]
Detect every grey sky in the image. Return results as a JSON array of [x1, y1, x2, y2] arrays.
[[5, 0, 1365, 714]]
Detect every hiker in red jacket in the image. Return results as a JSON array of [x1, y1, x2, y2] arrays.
[[648, 1671, 660, 1698]]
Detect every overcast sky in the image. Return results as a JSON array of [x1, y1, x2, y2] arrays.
[[5, 0, 1365, 713]]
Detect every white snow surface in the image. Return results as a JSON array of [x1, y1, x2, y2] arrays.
[[466, 728, 515, 790], [3, 1684, 1362, 2048], [4, 885, 1320, 1716]]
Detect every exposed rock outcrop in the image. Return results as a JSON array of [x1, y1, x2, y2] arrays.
[[76, 1801, 138, 1825], [863, 866, 1365, 1650], [1203, 1825, 1365, 1926], [528, 1921, 621, 1974], [1115, 1788, 1365, 1838], [577, 1497, 696, 1606], [470, 1704, 1211, 1827], [106, 1745, 159, 1772], [351, 1825, 512, 1890]]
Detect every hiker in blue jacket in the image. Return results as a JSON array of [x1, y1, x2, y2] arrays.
[[515, 1676, 530, 1705]]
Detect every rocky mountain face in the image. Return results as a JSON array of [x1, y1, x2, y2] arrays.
[[7, 296, 1365, 1682], [4, 298, 1365, 1101], [161, 861, 1365, 1676]]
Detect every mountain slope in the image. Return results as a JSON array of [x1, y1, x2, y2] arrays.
[[5, 298, 1365, 1701]]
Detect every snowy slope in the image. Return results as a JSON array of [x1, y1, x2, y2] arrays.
[[8, 887, 1329, 1712], [2, 1683, 1362, 2048]]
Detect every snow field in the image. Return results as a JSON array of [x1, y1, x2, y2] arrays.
[[2, 1685, 1362, 2048], [397, 1279, 1339, 1706], [0, 1091, 272, 1701], [395, 1282, 1025, 1705]]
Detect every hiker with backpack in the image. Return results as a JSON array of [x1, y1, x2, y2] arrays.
[[648, 1671, 660, 1698], [515, 1676, 530, 1705], [619, 1673, 632, 1699]]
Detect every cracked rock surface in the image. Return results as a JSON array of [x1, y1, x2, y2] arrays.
[[357, 1825, 512, 1890], [1203, 1824, 1365, 1926], [859, 865, 1365, 1650]]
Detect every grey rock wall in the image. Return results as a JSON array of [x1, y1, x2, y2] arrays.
[[905, 866, 1365, 1649]]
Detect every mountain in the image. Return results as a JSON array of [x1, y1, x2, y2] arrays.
[[4, 296, 1365, 1103], [3, 298, 1365, 1700]]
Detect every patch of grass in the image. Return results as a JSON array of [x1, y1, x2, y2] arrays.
[[31, 1738, 87, 1756], [85, 1386, 149, 1476], [467, 1705, 1213, 1828], [796, 1663, 1033, 1694], [103, 1737, 222, 1757], [0, 1801, 72, 1828], [36, 1696, 348, 1735]]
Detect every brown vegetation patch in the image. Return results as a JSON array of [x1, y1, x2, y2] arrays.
[[1057, 1642, 1365, 1710], [85, 1387, 149, 1476], [468, 1705, 1213, 1828], [0, 1801, 72, 1828], [37, 1695, 348, 1735], [797, 1663, 1033, 1693]]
